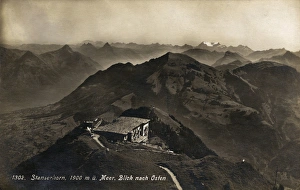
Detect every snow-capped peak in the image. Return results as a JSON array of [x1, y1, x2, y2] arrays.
[[203, 42, 220, 47]]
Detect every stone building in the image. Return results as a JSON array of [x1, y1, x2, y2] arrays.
[[93, 117, 150, 143]]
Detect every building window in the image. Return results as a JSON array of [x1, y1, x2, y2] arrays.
[[143, 126, 148, 136], [140, 126, 143, 136]]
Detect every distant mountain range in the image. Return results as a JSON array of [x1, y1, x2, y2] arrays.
[[196, 41, 254, 56], [1, 41, 299, 113], [182, 48, 224, 65], [77, 42, 143, 69], [0, 45, 101, 113], [17, 44, 64, 54], [259, 51, 300, 72], [1, 41, 300, 189], [212, 51, 251, 68], [76, 42, 196, 69], [246, 48, 287, 61], [294, 50, 300, 57]]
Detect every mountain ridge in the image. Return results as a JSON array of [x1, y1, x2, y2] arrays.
[[196, 42, 253, 56], [259, 51, 300, 72], [212, 51, 250, 67], [1, 43, 300, 188], [48, 52, 300, 188], [182, 48, 224, 65], [0, 45, 102, 113]]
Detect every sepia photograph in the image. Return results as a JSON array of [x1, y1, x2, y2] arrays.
[[0, 0, 300, 189]]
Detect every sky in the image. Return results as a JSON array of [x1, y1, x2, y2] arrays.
[[1, 0, 300, 51]]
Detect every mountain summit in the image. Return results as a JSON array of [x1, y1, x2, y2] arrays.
[[182, 48, 224, 66], [16, 51, 42, 66], [61, 44, 72, 51], [201, 42, 221, 47], [197, 41, 226, 50], [212, 51, 250, 67], [0, 45, 102, 113], [77, 42, 142, 69], [103, 42, 112, 48], [80, 42, 96, 49], [101, 42, 114, 52]]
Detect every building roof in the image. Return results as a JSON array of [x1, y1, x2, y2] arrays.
[[94, 117, 150, 135]]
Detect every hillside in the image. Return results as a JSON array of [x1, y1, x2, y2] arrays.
[[52, 52, 300, 188], [215, 60, 244, 71], [2, 51, 60, 89], [233, 62, 300, 188], [40, 45, 101, 75], [8, 107, 271, 190], [0, 46, 26, 75]]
